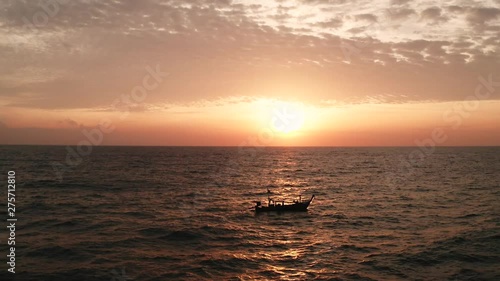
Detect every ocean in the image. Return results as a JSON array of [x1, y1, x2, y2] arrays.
[[0, 146, 499, 280]]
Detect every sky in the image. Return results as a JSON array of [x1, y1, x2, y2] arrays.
[[0, 0, 499, 146]]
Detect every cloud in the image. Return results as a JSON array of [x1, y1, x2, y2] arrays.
[[347, 26, 367, 34], [61, 118, 79, 128], [390, 0, 412, 6], [354, 13, 378, 23], [466, 7, 500, 26], [447, 5, 466, 14], [420, 7, 447, 24], [314, 18, 343, 29], [386, 8, 416, 21]]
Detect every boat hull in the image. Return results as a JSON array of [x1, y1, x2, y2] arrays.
[[254, 195, 314, 213]]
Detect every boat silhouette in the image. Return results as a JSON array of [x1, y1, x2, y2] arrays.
[[254, 194, 315, 213]]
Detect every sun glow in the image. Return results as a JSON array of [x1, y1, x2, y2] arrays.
[[268, 100, 305, 134]]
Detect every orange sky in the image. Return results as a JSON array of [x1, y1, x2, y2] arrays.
[[0, 0, 499, 146]]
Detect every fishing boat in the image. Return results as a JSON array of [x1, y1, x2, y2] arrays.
[[254, 194, 315, 213]]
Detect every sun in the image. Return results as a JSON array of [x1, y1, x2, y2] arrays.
[[269, 100, 305, 134]]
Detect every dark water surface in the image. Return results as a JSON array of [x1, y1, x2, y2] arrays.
[[0, 146, 499, 280]]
